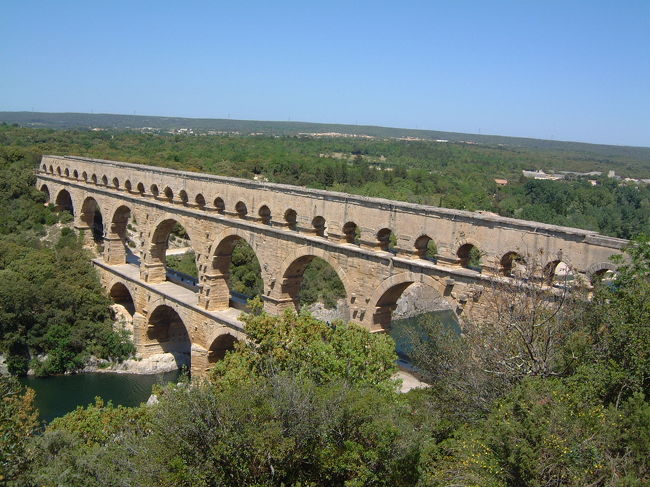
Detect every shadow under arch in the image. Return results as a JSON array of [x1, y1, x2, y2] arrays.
[[146, 303, 191, 370], [54, 188, 74, 214], [39, 184, 50, 203], [108, 281, 136, 316], [366, 272, 453, 332], [80, 196, 105, 243], [277, 246, 351, 318], [106, 204, 136, 265], [207, 332, 239, 363]]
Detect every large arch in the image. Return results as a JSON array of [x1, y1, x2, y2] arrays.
[[108, 281, 136, 316], [366, 272, 451, 332], [80, 197, 105, 243], [276, 246, 351, 317], [144, 216, 199, 286], [207, 332, 239, 363], [54, 188, 74, 214], [39, 183, 50, 204], [146, 304, 191, 369], [200, 229, 266, 311]]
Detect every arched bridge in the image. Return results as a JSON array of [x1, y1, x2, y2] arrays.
[[36, 155, 627, 376]]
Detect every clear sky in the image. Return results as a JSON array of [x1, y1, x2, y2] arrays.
[[2, 1, 649, 146]]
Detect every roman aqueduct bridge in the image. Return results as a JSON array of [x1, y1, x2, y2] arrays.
[[36, 155, 627, 376]]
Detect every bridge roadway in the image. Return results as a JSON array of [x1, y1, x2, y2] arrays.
[[37, 154, 628, 376]]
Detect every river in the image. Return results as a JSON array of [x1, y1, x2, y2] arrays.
[[20, 371, 180, 424]]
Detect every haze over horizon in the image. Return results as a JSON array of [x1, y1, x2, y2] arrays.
[[2, 0, 649, 147]]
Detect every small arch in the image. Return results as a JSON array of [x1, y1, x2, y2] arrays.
[[544, 260, 573, 284], [343, 221, 360, 245], [39, 184, 50, 203], [137, 182, 146, 195], [235, 201, 248, 218], [214, 197, 225, 214], [56, 167, 62, 176], [124, 180, 132, 192], [312, 216, 326, 237], [179, 190, 189, 205], [41, 164, 47, 172], [109, 282, 135, 316], [377, 228, 397, 253], [208, 333, 238, 363], [112, 177, 119, 189], [457, 243, 481, 270], [54, 189, 74, 214], [91, 174, 98, 184], [64, 168, 70, 178], [195, 193, 206, 209], [82, 171, 88, 182], [101, 175, 108, 186], [150, 184, 159, 197], [284, 209, 297, 230], [163, 187, 174, 202], [73, 169, 79, 179], [500, 251, 525, 277], [586, 262, 618, 284], [49, 165, 54, 174], [258, 205, 271, 224], [415, 235, 437, 261]]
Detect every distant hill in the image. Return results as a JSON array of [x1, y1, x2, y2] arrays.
[[1, 111, 649, 167]]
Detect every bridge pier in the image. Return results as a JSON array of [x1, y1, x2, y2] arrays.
[[103, 236, 127, 265], [198, 272, 231, 310]]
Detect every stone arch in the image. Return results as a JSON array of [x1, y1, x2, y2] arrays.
[[163, 186, 174, 202], [80, 196, 105, 242], [312, 216, 326, 237], [101, 175, 108, 186], [457, 241, 482, 269], [54, 188, 74, 214], [179, 190, 189, 205], [213, 197, 225, 214], [104, 204, 134, 265], [284, 208, 297, 230], [586, 261, 617, 281], [137, 182, 146, 195], [91, 174, 98, 184], [41, 163, 47, 172], [366, 272, 450, 332], [258, 205, 272, 225], [195, 193, 206, 209], [82, 171, 88, 182], [201, 228, 266, 311], [108, 281, 136, 316], [124, 180, 132, 192], [56, 166, 62, 176], [144, 216, 199, 285], [500, 251, 525, 277], [543, 259, 573, 284], [342, 221, 359, 245], [377, 227, 396, 253], [64, 168, 70, 178], [276, 247, 350, 317], [39, 184, 50, 203], [150, 184, 159, 197], [414, 234, 437, 260], [49, 165, 54, 174], [112, 177, 120, 189], [235, 201, 248, 218], [146, 304, 191, 369], [73, 169, 79, 179], [207, 332, 239, 363]]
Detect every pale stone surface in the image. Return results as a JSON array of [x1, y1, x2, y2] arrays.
[[394, 369, 429, 393], [83, 353, 186, 374], [393, 282, 452, 320]]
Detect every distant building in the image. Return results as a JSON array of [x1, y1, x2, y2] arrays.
[[494, 178, 508, 186]]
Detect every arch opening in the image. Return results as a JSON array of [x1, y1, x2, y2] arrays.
[[39, 184, 50, 204], [82, 171, 88, 182], [146, 305, 191, 369], [150, 184, 159, 198], [124, 180, 132, 192], [149, 219, 198, 290], [208, 334, 238, 363], [137, 182, 145, 195], [544, 260, 573, 286], [54, 189, 74, 215], [284, 209, 297, 231], [195, 193, 206, 209], [101, 175, 108, 186], [109, 282, 135, 316], [64, 168, 70, 178], [179, 190, 189, 205], [214, 197, 225, 214], [415, 235, 437, 261], [312, 216, 326, 237], [81, 197, 104, 243], [258, 205, 271, 225], [235, 201, 248, 219], [91, 174, 98, 184], [112, 177, 120, 189], [281, 255, 347, 315], [500, 251, 525, 277], [377, 228, 397, 253], [106, 205, 137, 265], [163, 187, 174, 202], [73, 170, 79, 179], [56, 167, 62, 176], [457, 243, 482, 271], [343, 221, 360, 245]]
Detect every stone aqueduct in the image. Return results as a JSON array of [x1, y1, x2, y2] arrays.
[[36, 155, 626, 376]]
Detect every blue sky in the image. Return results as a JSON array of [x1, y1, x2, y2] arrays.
[[2, 1, 649, 146]]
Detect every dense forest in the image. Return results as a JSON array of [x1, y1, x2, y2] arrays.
[[1, 124, 648, 239]]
